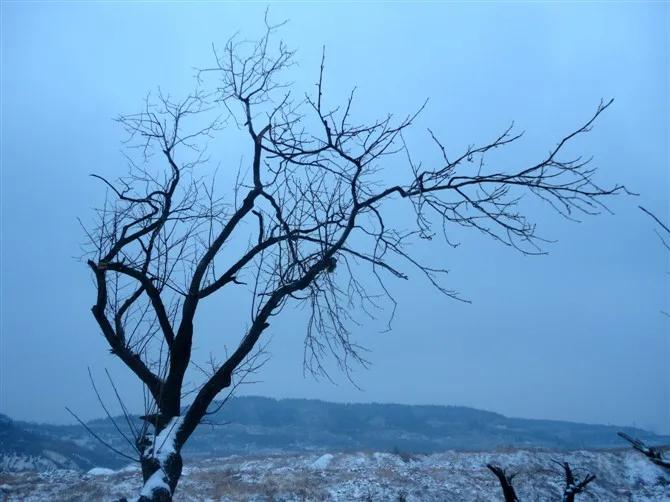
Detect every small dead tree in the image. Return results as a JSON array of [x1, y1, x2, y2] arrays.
[[83, 16, 626, 501], [618, 432, 670, 470], [555, 461, 596, 502], [487, 464, 520, 502], [615, 207, 670, 466], [487, 461, 595, 501]]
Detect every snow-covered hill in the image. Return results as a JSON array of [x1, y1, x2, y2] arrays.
[[0, 414, 120, 472], [0, 449, 668, 501], [11, 397, 670, 468]]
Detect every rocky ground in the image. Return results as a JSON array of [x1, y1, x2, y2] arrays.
[[1, 449, 668, 501]]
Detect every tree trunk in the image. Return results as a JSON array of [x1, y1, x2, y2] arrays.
[[124, 417, 184, 502], [135, 450, 183, 502], [486, 464, 519, 502]]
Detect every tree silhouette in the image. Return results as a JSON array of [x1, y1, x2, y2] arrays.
[[615, 207, 670, 467], [555, 461, 596, 502], [487, 464, 519, 502], [487, 461, 595, 501], [618, 432, 670, 470], [83, 17, 625, 501]]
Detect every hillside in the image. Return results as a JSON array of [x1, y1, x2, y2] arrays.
[[4, 397, 669, 472], [0, 414, 121, 472]]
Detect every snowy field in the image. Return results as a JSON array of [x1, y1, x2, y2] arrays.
[[1, 449, 668, 501]]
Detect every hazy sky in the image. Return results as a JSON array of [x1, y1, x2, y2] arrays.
[[1, 2, 668, 434]]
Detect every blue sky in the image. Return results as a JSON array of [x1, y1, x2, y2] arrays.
[[1, 2, 668, 433]]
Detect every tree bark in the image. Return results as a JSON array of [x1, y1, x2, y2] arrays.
[[135, 450, 183, 502], [123, 417, 185, 502], [486, 464, 519, 502]]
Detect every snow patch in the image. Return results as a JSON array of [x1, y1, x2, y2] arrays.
[[624, 453, 669, 485], [311, 453, 334, 469], [86, 467, 116, 476], [140, 469, 170, 497], [137, 416, 183, 498], [119, 463, 141, 473], [151, 416, 182, 463], [42, 450, 68, 464]]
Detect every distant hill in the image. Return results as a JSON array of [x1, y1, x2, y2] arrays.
[[0, 413, 122, 471], [4, 397, 669, 471], [181, 396, 669, 456]]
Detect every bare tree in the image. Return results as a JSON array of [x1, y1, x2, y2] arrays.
[[83, 17, 626, 501], [487, 464, 520, 502], [487, 461, 595, 501], [618, 432, 670, 470], [554, 461, 596, 502], [615, 207, 670, 466]]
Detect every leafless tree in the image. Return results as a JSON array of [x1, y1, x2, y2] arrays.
[[487, 464, 520, 502], [554, 461, 596, 502], [83, 16, 626, 501], [618, 432, 670, 470], [615, 207, 669, 466], [487, 461, 595, 502]]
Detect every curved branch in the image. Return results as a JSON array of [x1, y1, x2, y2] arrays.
[[87, 260, 163, 401]]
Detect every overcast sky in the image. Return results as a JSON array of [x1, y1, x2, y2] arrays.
[[1, 2, 668, 434]]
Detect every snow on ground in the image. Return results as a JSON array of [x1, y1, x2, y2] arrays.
[[311, 454, 334, 470], [1, 453, 79, 472], [0, 449, 668, 501], [86, 467, 116, 476]]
